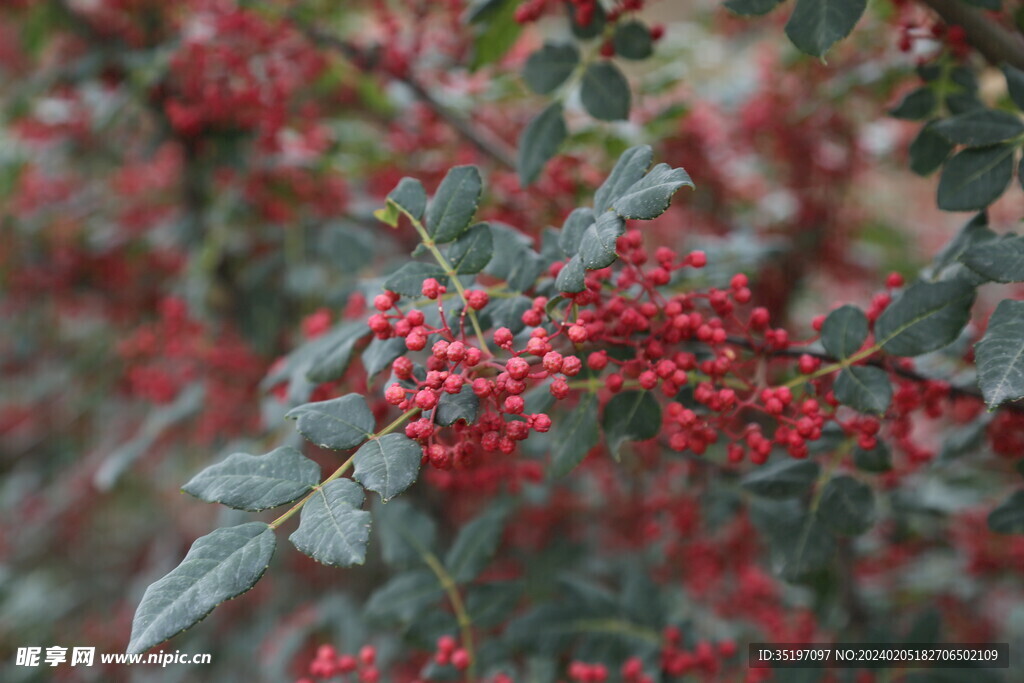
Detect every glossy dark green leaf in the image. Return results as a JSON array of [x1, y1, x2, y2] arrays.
[[961, 234, 1024, 282], [518, 102, 567, 186], [362, 337, 407, 379], [928, 212, 995, 284], [988, 490, 1024, 534], [909, 121, 953, 176], [352, 433, 422, 502], [559, 207, 596, 257], [287, 394, 376, 450], [875, 280, 975, 357], [975, 299, 1024, 408], [522, 43, 579, 95], [594, 144, 653, 213], [550, 393, 599, 476], [834, 366, 892, 415], [937, 145, 1016, 212], [816, 475, 875, 536], [820, 304, 868, 359], [1003, 64, 1024, 111], [579, 212, 625, 270], [613, 21, 653, 60], [741, 459, 820, 499], [580, 61, 631, 121], [435, 388, 480, 426], [932, 109, 1024, 147], [289, 479, 371, 566], [724, 0, 785, 16], [128, 523, 275, 653], [889, 88, 937, 120], [445, 504, 511, 582], [555, 254, 587, 294], [306, 322, 369, 384], [784, 0, 867, 58], [448, 222, 494, 275], [383, 262, 449, 298], [601, 391, 661, 460], [427, 166, 483, 243], [484, 222, 545, 292], [182, 446, 320, 511], [612, 163, 694, 220], [387, 177, 427, 221]]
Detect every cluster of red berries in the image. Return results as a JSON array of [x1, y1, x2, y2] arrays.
[[299, 644, 379, 682]]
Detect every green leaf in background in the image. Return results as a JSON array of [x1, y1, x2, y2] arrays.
[[834, 366, 892, 415], [784, 0, 867, 58], [289, 479, 371, 567], [427, 165, 483, 243], [909, 121, 953, 176], [874, 280, 975, 357], [522, 43, 579, 95], [820, 304, 868, 359], [352, 433, 422, 502], [182, 446, 320, 511], [128, 523, 275, 653], [889, 88, 937, 120], [306, 322, 369, 384], [579, 212, 626, 270], [988, 490, 1024, 534], [937, 144, 1016, 212], [1003, 64, 1024, 111], [932, 109, 1024, 147], [555, 254, 587, 294], [468, 0, 522, 71], [567, 0, 606, 39], [724, 0, 786, 16], [435, 388, 480, 426], [752, 500, 836, 580], [559, 207, 596, 257], [961, 234, 1024, 282], [375, 498, 437, 568], [386, 177, 427, 221], [612, 163, 694, 220], [580, 61, 631, 121], [963, 0, 1001, 9], [594, 144, 653, 213], [484, 222, 545, 292], [601, 391, 661, 460], [362, 337, 407, 379], [741, 459, 820, 499], [613, 21, 653, 60], [550, 393, 599, 476], [928, 212, 995, 284], [364, 570, 443, 623], [383, 261, 449, 298], [854, 442, 892, 473], [287, 394, 376, 450], [448, 222, 494, 274], [974, 299, 1024, 408], [444, 504, 511, 583], [518, 102, 568, 186], [816, 475, 875, 536]]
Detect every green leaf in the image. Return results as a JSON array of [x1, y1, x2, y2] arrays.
[[364, 570, 444, 622], [890, 88, 937, 120], [932, 109, 1024, 147], [567, 1, 605, 39], [518, 102, 568, 186], [466, 581, 525, 628], [875, 280, 975, 357], [383, 262, 449, 298], [445, 505, 511, 583], [375, 498, 437, 568], [961, 234, 1024, 282], [306, 322, 369, 384], [128, 523, 275, 653], [550, 393, 599, 476], [725, 0, 786, 16], [937, 144, 1016, 212], [469, 0, 522, 71], [427, 166, 483, 243], [741, 459, 820, 499], [834, 366, 892, 415], [387, 177, 427, 221], [963, 0, 1000, 9], [816, 475, 875, 536], [1003, 64, 1024, 111], [751, 499, 835, 580], [579, 212, 626, 270], [484, 222, 545, 291], [448, 222, 494, 274], [940, 415, 990, 461], [555, 255, 587, 294], [580, 61, 631, 122], [594, 144, 653, 213], [522, 43, 579, 95], [182, 446, 320, 511], [362, 337, 407, 379], [613, 21, 653, 60], [854, 442, 892, 473], [784, 0, 867, 58], [601, 391, 661, 460], [352, 433, 422, 502], [909, 121, 953, 176], [988, 490, 1024, 534], [928, 212, 995, 284], [612, 163, 694, 220], [287, 394, 375, 450], [289, 479, 371, 567], [559, 208, 596, 257], [435, 388, 480, 426], [974, 299, 1024, 408], [480, 295, 532, 333], [820, 304, 868, 359]]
